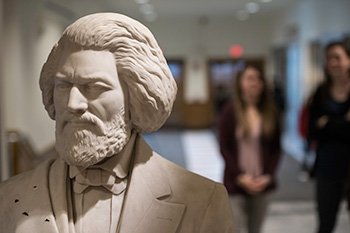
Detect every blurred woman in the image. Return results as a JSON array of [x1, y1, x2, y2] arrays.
[[308, 41, 350, 233], [219, 65, 281, 233]]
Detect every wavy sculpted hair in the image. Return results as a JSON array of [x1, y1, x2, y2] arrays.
[[39, 13, 177, 133], [232, 65, 277, 139]]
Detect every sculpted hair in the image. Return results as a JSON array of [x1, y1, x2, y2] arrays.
[[39, 13, 177, 133]]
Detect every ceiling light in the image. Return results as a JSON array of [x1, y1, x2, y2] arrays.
[[260, 0, 272, 3], [144, 12, 158, 22], [245, 2, 260, 14], [236, 10, 249, 21], [140, 3, 154, 14], [135, 0, 149, 4]]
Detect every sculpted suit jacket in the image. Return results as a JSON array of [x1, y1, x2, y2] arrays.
[[0, 135, 234, 233]]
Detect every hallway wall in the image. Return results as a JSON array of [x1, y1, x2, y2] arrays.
[[2, 0, 65, 155], [0, 0, 7, 180]]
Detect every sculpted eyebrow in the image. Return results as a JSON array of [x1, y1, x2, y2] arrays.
[[78, 73, 115, 86], [55, 72, 114, 85], [55, 72, 68, 79]]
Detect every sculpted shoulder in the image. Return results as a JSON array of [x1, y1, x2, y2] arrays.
[[155, 152, 228, 201], [153, 153, 234, 233], [0, 159, 56, 200], [135, 136, 223, 197], [0, 169, 34, 198]]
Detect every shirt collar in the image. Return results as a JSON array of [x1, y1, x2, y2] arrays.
[[69, 131, 137, 180]]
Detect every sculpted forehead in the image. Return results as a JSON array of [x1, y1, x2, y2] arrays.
[[56, 50, 117, 84]]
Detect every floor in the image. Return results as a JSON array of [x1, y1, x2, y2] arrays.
[[143, 129, 350, 233]]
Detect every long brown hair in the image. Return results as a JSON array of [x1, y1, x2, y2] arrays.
[[232, 65, 277, 139]]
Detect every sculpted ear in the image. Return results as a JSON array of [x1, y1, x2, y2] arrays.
[[41, 88, 56, 121]]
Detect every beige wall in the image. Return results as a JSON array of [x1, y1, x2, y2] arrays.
[[0, 0, 8, 180], [2, 0, 65, 154]]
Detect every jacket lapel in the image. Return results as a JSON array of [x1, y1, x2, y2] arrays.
[[49, 158, 76, 233], [118, 135, 185, 233]]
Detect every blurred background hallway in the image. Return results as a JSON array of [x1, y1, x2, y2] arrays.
[[1, 0, 350, 232]]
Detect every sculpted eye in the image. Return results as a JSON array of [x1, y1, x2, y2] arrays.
[[55, 81, 72, 90], [85, 82, 111, 92]]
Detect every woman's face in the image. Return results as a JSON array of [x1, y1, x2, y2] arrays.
[[240, 67, 264, 100], [325, 45, 350, 80]]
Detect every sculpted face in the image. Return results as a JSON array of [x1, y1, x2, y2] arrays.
[[54, 49, 131, 168]]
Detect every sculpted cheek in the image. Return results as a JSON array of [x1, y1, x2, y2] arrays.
[[53, 92, 65, 117], [102, 92, 125, 118], [102, 103, 125, 121]]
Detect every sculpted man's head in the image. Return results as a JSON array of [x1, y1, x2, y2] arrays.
[[39, 13, 177, 168]]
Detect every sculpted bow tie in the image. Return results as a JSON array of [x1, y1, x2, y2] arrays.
[[72, 168, 127, 195]]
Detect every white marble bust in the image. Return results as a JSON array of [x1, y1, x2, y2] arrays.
[[0, 13, 234, 233]]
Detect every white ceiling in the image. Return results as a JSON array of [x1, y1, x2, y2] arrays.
[[55, 0, 296, 22]]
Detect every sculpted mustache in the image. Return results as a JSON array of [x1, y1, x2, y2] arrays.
[[61, 113, 106, 134]]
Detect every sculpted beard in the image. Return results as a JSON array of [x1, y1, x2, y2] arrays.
[[55, 110, 130, 168]]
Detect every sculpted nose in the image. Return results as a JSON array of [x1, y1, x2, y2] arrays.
[[67, 85, 88, 114]]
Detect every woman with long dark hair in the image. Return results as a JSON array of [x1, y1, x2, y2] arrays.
[[219, 65, 281, 233], [308, 41, 350, 233]]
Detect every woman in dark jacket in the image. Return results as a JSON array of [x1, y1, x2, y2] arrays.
[[308, 41, 350, 233], [219, 65, 281, 233]]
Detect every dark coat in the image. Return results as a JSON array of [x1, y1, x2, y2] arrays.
[[307, 86, 350, 179]]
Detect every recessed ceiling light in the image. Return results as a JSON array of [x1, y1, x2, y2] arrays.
[[260, 0, 272, 3], [144, 12, 158, 22], [245, 2, 260, 14], [135, 0, 149, 4], [140, 3, 154, 14]]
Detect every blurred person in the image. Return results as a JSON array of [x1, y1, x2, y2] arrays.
[[308, 41, 350, 233], [219, 65, 281, 233]]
